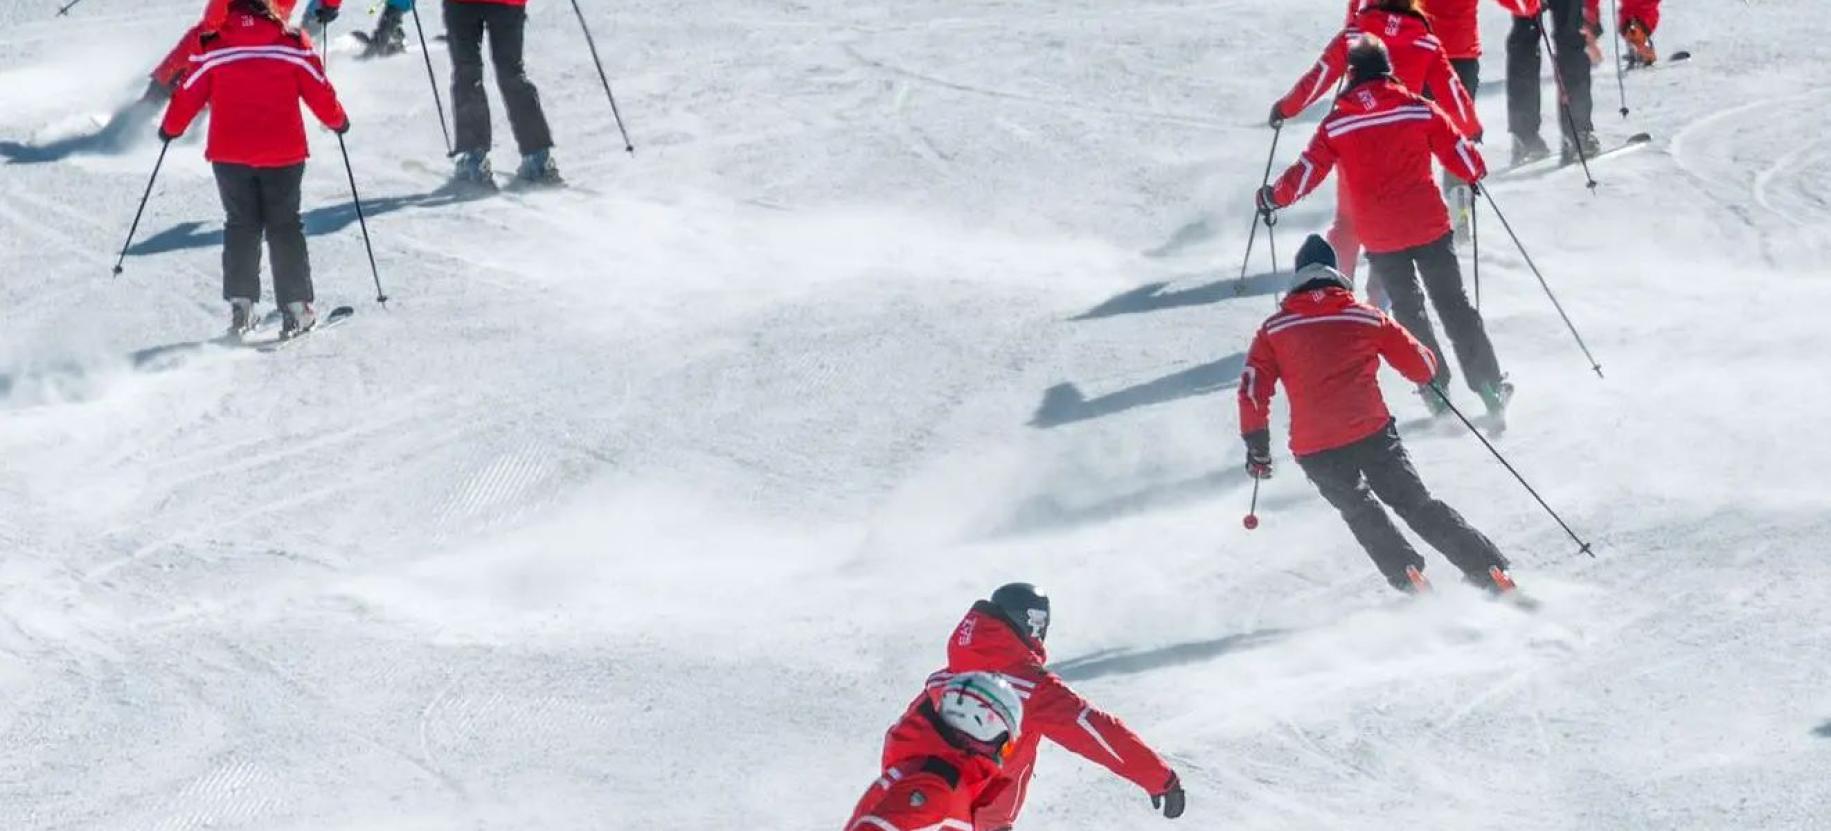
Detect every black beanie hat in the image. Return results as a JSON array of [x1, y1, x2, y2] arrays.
[[1347, 36, 1393, 82], [1296, 234, 1337, 271]]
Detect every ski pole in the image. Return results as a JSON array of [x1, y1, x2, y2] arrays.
[[55, 0, 88, 16], [1243, 477, 1261, 531], [1427, 383, 1594, 557], [335, 132, 390, 305], [113, 139, 171, 276], [1479, 187, 1603, 377], [1608, 0, 1630, 117], [1235, 125, 1281, 295], [321, 21, 330, 69], [1538, 11, 1598, 190], [568, 0, 635, 154], [409, 4, 453, 156]]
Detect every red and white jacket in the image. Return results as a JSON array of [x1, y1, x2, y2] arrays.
[[1281, 6, 1481, 140], [1618, 0, 1660, 32], [1268, 78, 1486, 254], [1239, 278, 1439, 456], [160, 10, 349, 168], [894, 602, 1176, 830], [847, 703, 1011, 831]]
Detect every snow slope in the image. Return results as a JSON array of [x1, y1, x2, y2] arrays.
[[2, 0, 1828, 828]]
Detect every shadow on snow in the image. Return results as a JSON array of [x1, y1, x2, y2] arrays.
[[126, 187, 484, 257], [1053, 628, 1290, 682], [1074, 271, 1286, 320], [1030, 352, 1246, 429]]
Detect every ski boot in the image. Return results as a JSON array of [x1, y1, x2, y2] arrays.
[[228, 298, 258, 338], [1560, 131, 1602, 166], [280, 301, 317, 340], [1419, 383, 1450, 418], [1477, 379, 1514, 419], [452, 150, 497, 192], [1511, 133, 1552, 167], [1472, 566, 1538, 609], [1397, 565, 1434, 595], [361, 7, 408, 59], [515, 148, 564, 187], [1622, 19, 1657, 68]]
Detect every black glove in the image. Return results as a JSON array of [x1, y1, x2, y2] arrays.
[[1254, 185, 1278, 219], [333, 118, 351, 135], [312, 2, 340, 24], [1267, 102, 1285, 129], [1151, 774, 1186, 819], [1245, 429, 1273, 480], [1467, 180, 1482, 196], [157, 128, 179, 143]]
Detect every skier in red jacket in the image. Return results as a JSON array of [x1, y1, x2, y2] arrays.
[[1239, 234, 1519, 595], [160, 0, 350, 338], [846, 672, 1025, 831], [898, 584, 1185, 829], [1258, 36, 1509, 420], [1272, 0, 1480, 284]]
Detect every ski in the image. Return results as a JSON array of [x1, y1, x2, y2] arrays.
[[1626, 49, 1691, 72], [1493, 133, 1651, 181], [242, 305, 355, 352]]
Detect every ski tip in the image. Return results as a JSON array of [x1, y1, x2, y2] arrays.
[[1670, 50, 1692, 62], [1626, 133, 1652, 144]]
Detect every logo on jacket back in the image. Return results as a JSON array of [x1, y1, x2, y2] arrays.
[[956, 616, 977, 647], [1384, 15, 1401, 37], [1356, 89, 1376, 109], [1025, 609, 1048, 641]]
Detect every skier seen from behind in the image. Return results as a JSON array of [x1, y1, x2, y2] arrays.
[[444, 0, 562, 189], [1257, 36, 1510, 421], [1238, 234, 1522, 597], [845, 672, 1025, 831], [901, 584, 1185, 828], [159, 0, 350, 339], [1500, 0, 1601, 165], [1272, 0, 1481, 284]]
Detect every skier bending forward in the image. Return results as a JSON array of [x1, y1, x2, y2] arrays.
[[845, 672, 1025, 831], [1239, 235, 1522, 597]]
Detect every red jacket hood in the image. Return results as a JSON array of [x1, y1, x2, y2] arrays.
[[1281, 283, 1362, 316], [947, 602, 1047, 672]]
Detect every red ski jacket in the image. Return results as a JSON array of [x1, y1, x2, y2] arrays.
[[1619, 0, 1659, 32], [848, 704, 1010, 831], [896, 603, 1175, 830], [161, 11, 348, 168], [1277, 7, 1481, 140], [1268, 78, 1486, 254], [1239, 279, 1439, 456]]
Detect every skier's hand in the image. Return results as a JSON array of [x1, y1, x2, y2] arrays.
[[1582, 30, 1603, 65], [1245, 430, 1274, 480], [1267, 103, 1285, 129], [1254, 185, 1278, 219], [312, 2, 340, 24], [157, 128, 179, 143], [333, 118, 351, 135], [1151, 773, 1186, 819]]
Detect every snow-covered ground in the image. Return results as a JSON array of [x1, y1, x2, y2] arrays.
[[3, 0, 1829, 828]]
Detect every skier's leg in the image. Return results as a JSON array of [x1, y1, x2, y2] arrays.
[[1505, 13, 1543, 143], [1359, 422, 1509, 580], [1415, 233, 1502, 392], [213, 163, 263, 303], [1451, 57, 1481, 101], [484, 5, 554, 156], [1550, 0, 1595, 138], [1296, 440, 1427, 590], [260, 163, 313, 307], [443, 0, 491, 154], [1368, 247, 1450, 388]]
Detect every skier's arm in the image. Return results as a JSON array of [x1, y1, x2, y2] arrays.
[[1424, 47, 1482, 140], [1273, 32, 1348, 122], [1425, 103, 1486, 183], [1267, 128, 1338, 208], [1028, 671, 1177, 795], [1238, 329, 1280, 439], [159, 63, 212, 139], [1376, 312, 1438, 385], [295, 48, 350, 132], [1496, 0, 1541, 17]]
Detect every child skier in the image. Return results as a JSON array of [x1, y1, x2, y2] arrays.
[[1238, 234, 1521, 597], [1257, 36, 1508, 419], [845, 672, 1024, 831], [159, 0, 351, 339]]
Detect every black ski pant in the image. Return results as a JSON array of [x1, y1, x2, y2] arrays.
[[1296, 421, 1509, 591], [213, 162, 312, 305], [1366, 233, 1502, 395], [1506, 0, 1594, 141], [445, 0, 554, 157]]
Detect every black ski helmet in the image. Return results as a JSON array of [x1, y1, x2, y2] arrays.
[[1346, 35, 1393, 83], [990, 582, 1050, 644]]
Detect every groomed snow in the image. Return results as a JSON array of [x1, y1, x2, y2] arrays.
[[2, 0, 1828, 828]]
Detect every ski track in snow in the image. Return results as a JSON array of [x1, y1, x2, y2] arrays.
[[2, 0, 1831, 829]]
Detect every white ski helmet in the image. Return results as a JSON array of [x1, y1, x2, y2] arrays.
[[932, 672, 1024, 762]]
